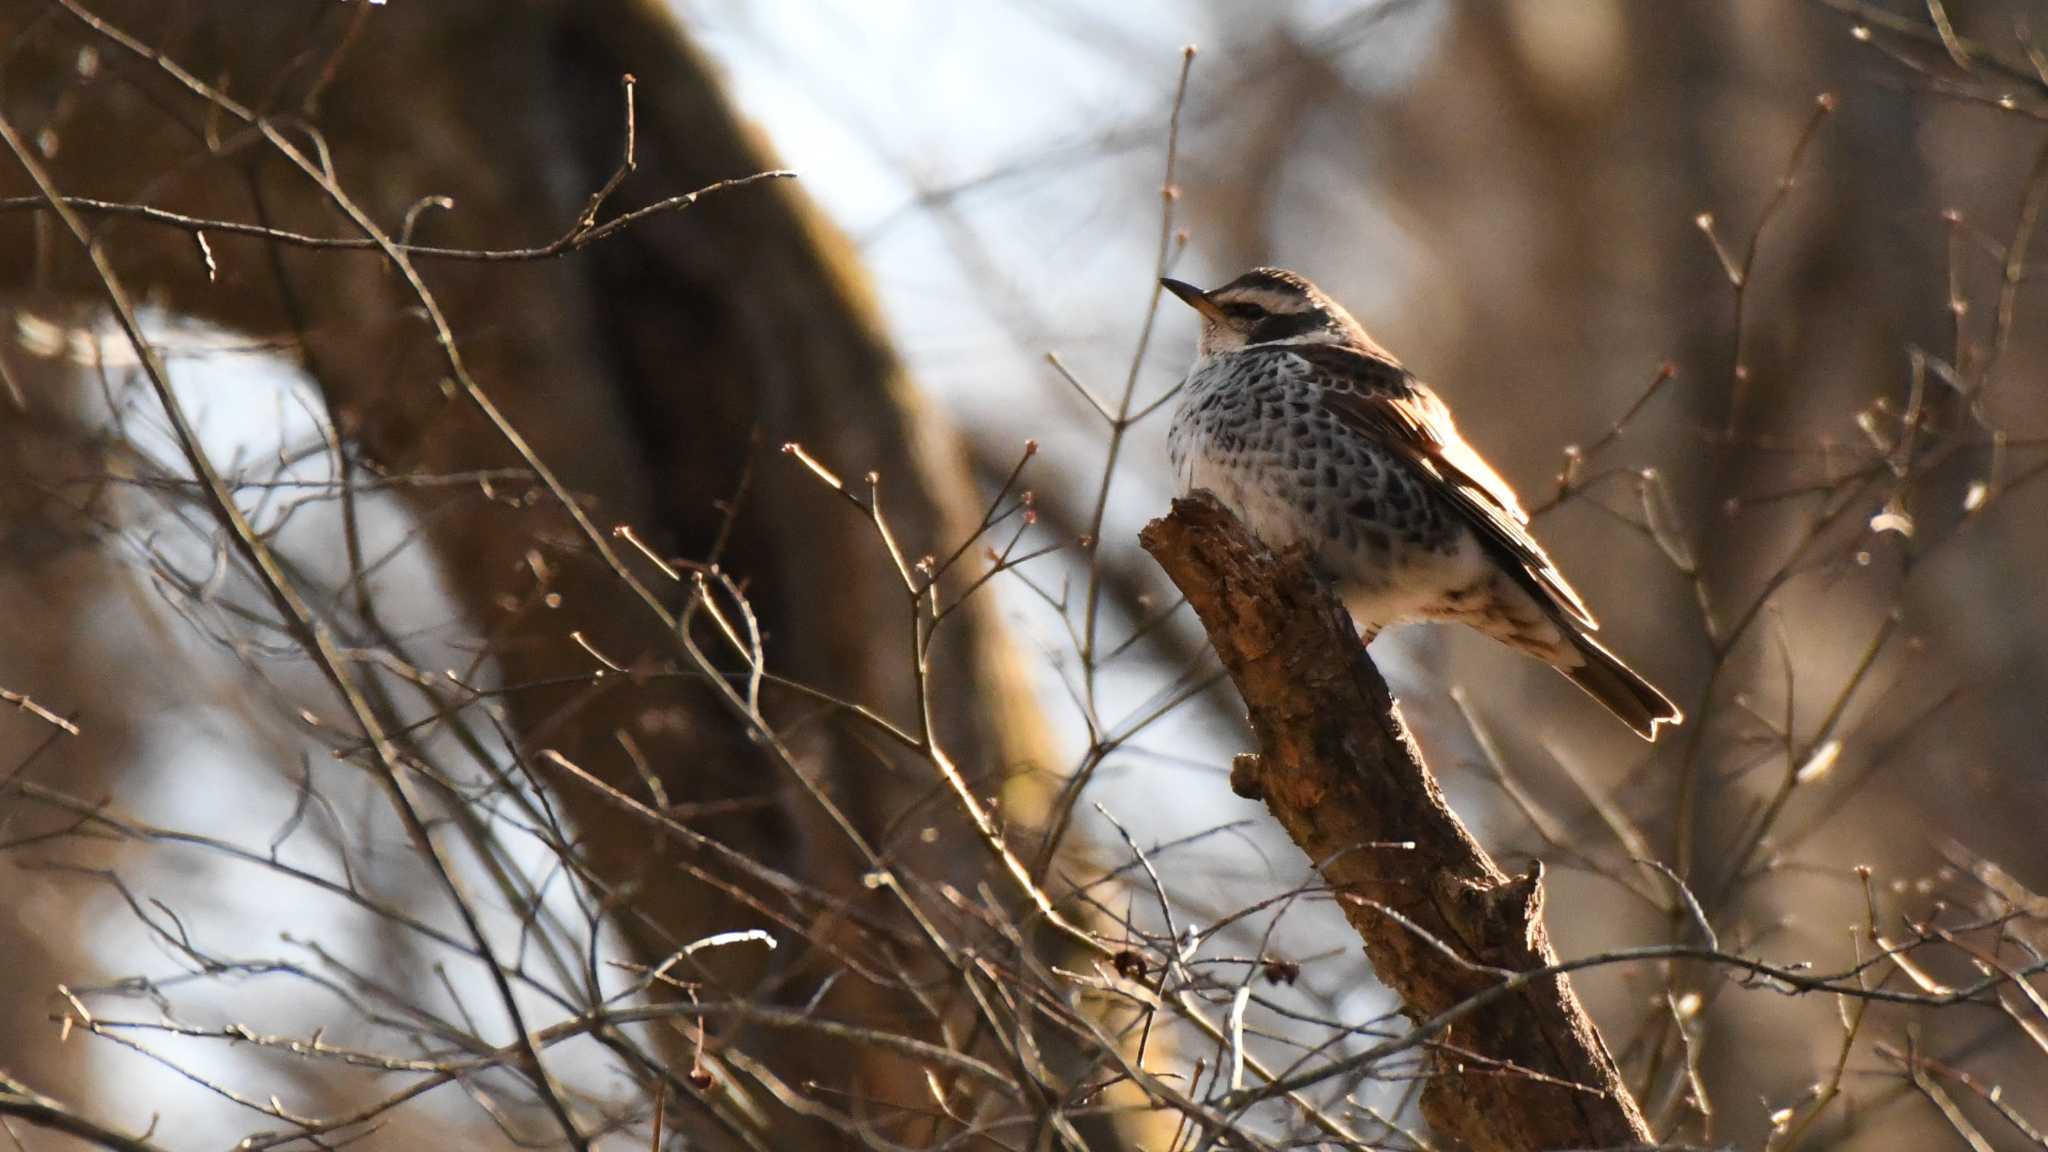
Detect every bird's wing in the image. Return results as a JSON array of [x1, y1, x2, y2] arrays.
[[1297, 345, 1600, 631]]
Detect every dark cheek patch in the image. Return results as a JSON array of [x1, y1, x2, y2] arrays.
[[1247, 312, 1326, 343]]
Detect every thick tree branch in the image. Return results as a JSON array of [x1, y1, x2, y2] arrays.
[[1139, 491, 1652, 1152], [0, 1075, 173, 1152]]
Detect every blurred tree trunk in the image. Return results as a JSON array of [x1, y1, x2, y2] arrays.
[[0, 1, 1051, 1145], [0, 401, 140, 1111], [1372, 1, 1946, 1143]]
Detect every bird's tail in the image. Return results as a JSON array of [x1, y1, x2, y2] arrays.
[[1561, 629, 1682, 741]]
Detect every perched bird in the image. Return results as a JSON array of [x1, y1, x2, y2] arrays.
[[1162, 267, 1681, 740]]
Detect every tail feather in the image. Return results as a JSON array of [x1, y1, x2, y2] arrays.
[[1561, 629, 1682, 741]]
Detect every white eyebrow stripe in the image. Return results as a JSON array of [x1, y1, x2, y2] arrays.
[[1214, 287, 1317, 313]]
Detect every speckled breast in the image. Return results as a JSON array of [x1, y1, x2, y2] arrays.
[[1168, 348, 1484, 627]]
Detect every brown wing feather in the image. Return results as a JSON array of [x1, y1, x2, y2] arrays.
[[1297, 345, 1600, 631]]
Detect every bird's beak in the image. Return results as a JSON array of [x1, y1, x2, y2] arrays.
[[1160, 277, 1226, 323]]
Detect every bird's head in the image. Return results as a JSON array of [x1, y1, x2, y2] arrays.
[[1160, 267, 1383, 361]]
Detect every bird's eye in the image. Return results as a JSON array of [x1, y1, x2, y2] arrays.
[[1221, 301, 1266, 320]]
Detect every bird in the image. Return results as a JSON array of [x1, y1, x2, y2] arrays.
[[1161, 267, 1681, 740]]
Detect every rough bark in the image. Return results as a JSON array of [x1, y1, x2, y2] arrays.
[[1140, 492, 1651, 1152]]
